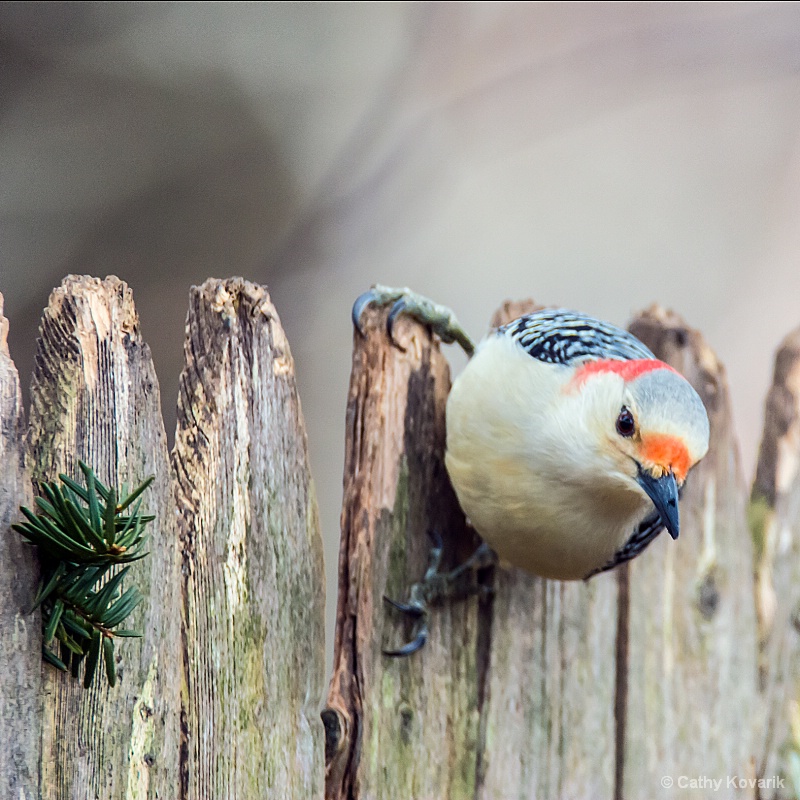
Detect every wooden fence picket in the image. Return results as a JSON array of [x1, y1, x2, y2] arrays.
[[2, 274, 799, 799], [172, 278, 325, 798], [0, 292, 41, 800]]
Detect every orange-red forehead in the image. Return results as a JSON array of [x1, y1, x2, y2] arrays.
[[573, 358, 677, 385], [639, 433, 692, 482]]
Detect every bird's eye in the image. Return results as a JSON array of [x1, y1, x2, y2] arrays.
[[616, 406, 636, 437]]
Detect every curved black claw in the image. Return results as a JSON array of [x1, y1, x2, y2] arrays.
[[386, 298, 409, 351], [352, 286, 407, 337], [382, 531, 496, 658], [383, 627, 428, 658], [352, 289, 378, 336], [383, 594, 428, 657], [383, 595, 424, 617], [382, 530, 441, 656]]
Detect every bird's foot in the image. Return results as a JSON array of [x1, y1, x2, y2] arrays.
[[352, 284, 476, 358], [383, 534, 496, 657]]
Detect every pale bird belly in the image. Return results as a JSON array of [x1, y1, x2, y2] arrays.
[[445, 452, 648, 580]]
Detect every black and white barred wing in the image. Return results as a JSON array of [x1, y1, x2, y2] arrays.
[[497, 309, 656, 366]]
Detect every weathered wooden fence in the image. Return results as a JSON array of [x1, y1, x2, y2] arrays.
[[1, 274, 799, 799], [0, 276, 324, 799]]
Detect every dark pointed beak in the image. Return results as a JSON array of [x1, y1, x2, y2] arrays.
[[637, 467, 680, 540]]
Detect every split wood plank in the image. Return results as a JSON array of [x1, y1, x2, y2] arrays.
[[751, 326, 800, 793], [624, 307, 758, 798], [28, 275, 182, 800], [0, 292, 41, 800], [172, 278, 326, 799]]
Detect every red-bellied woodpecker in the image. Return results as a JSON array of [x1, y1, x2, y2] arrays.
[[446, 307, 709, 581], [353, 287, 710, 653]]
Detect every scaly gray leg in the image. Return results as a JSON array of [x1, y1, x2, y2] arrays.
[[383, 534, 496, 657], [352, 284, 476, 358]]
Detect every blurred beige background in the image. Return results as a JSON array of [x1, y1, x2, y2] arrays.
[[3, 1, 800, 660]]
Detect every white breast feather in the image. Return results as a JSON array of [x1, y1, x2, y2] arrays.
[[445, 334, 651, 580]]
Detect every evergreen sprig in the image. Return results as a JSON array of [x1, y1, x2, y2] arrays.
[[12, 461, 154, 688]]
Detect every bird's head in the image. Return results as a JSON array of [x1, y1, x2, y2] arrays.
[[571, 358, 710, 539]]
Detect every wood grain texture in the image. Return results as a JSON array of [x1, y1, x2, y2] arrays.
[[28, 275, 181, 800], [481, 300, 618, 800], [624, 307, 758, 798], [0, 292, 42, 800], [325, 301, 618, 800], [172, 278, 325, 799], [751, 326, 800, 795], [324, 304, 480, 800]]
